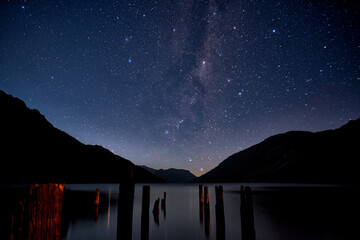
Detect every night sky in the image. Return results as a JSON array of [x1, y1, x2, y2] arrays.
[[1, 0, 359, 176]]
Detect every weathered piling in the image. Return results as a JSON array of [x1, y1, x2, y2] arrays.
[[10, 184, 65, 240], [199, 185, 204, 223], [215, 185, 225, 240], [141, 185, 151, 240], [240, 185, 256, 240], [163, 192, 167, 205], [204, 186, 210, 237], [117, 166, 135, 240]]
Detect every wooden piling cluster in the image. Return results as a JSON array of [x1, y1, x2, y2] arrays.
[[152, 191, 167, 225], [215, 185, 225, 240], [240, 185, 256, 240]]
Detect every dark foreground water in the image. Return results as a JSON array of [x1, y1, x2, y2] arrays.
[[1, 183, 359, 240]]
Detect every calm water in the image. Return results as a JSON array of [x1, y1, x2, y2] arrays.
[[1, 183, 359, 240]]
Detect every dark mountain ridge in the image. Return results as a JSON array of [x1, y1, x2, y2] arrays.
[[195, 118, 360, 183], [141, 166, 196, 183], [0, 90, 163, 183]]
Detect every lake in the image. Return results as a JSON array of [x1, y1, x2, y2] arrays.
[[1, 183, 359, 240]]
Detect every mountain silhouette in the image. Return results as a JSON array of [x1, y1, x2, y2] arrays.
[[141, 166, 196, 183], [0, 90, 163, 183], [195, 119, 360, 183]]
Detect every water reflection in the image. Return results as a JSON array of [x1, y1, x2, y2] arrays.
[[1, 183, 359, 240], [107, 189, 112, 231]]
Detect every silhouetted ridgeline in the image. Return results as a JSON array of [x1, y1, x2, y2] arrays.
[[141, 166, 196, 183], [195, 118, 360, 183], [0, 90, 163, 183]]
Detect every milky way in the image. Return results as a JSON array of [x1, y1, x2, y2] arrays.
[[1, 0, 359, 175]]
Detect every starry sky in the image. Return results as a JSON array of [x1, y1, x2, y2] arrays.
[[1, 0, 359, 176]]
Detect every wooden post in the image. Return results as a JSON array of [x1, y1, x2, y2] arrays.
[[245, 186, 255, 240], [117, 166, 135, 240], [25, 184, 65, 240], [215, 185, 225, 240], [240, 185, 246, 239], [161, 192, 166, 219], [199, 185, 204, 223], [204, 186, 210, 237], [161, 192, 167, 209], [141, 185, 150, 240], [240, 185, 256, 240]]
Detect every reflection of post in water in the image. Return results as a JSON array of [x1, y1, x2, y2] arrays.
[[204, 186, 210, 238], [117, 166, 135, 240], [141, 185, 150, 240], [161, 192, 166, 219], [199, 185, 204, 223], [240, 185, 256, 240], [152, 198, 160, 225], [10, 183, 65, 240], [94, 188, 100, 222], [215, 185, 225, 240], [107, 189, 112, 231]]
